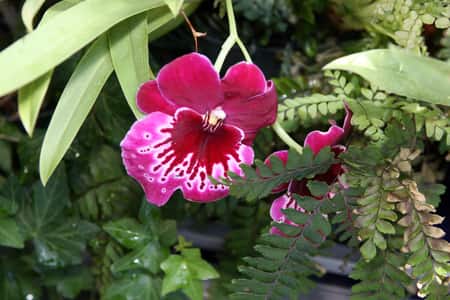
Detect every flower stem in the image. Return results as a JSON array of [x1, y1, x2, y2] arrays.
[[272, 121, 303, 154], [214, 0, 252, 72]]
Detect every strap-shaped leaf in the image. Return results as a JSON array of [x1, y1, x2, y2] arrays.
[[18, 0, 83, 136], [38, 3, 199, 184], [21, 0, 46, 32], [0, 0, 164, 97], [164, 0, 184, 16], [109, 13, 150, 118], [323, 49, 450, 106], [39, 36, 113, 185]]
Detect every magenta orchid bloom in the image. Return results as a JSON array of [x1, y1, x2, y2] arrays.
[[266, 105, 352, 235], [121, 53, 277, 206]]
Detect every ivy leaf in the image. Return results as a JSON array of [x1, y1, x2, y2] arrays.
[[0, 259, 41, 300], [0, 218, 25, 248], [0, 176, 23, 217], [103, 218, 152, 249], [103, 273, 161, 300], [160, 248, 219, 300], [111, 241, 169, 274], [324, 48, 450, 106], [43, 266, 94, 299], [16, 167, 99, 267]]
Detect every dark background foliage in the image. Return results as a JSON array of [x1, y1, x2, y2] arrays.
[[0, 0, 449, 299]]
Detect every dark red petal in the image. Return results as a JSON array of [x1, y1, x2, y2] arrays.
[[222, 62, 267, 100], [157, 53, 222, 114], [136, 81, 177, 115], [121, 108, 253, 206], [223, 81, 277, 145], [264, 150, 289, 193]]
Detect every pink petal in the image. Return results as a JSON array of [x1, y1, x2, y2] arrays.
[[157, 53, 222, 114], [342, 102, 353, 136], [304, 105, 353, 154], [222, 62, 267, 100], [121, 108, 253, 206], [270, 194, 290, 222], [136, 81, 177, 115], [304, 125, 345, 155], [223, 81, 277, 145], [264, 150, 289, 193], [269, 194, 305, 236]]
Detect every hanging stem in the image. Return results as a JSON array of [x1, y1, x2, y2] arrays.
[[181, 10, 206, 52], [214, 0, 252, 72], [272, 121, 303, 154]]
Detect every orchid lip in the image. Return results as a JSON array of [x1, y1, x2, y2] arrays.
[[202, 106, 227, 132]]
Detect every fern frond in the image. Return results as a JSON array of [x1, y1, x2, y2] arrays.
[[219, 148, 335, 202], [229, 192, 339, 300], [350, 250, 412, 300]]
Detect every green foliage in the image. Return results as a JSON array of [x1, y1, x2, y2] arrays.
[[342, 121, 449, 298], [229, 190, 341, 299], [161, 247, 219, 300], [331, 0, 450, 52], [323, 48, 450, 106], [350, 251, 412, 300], [219, 147, 335, 202]]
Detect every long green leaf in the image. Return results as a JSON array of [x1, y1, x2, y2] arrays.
[[21, 0, 46, 32], [323, 49, 450, 106], [0, 0, 164, 97], [18, 0, 84, 137], [164, 0, 184, 16], [39, 36, 113, 185], [18, 73, 53, 136], [39, 3, 200, 184], [109, 13, 150, 118]]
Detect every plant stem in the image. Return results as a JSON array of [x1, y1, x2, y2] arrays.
[[214, 0, 252, 72], [272, 121, 303, 154]]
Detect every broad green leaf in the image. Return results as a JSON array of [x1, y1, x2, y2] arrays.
[[0, 260, 41, 300], [103, 218, 152, 249], [16, 168, 99, 267], [0, 176, 22, 216], [164, 0, 184, 16], [0, 218, 25, 248], [323, 49, 450, 106], [109, 13, 149, 118], [39, 36, 113, 185], [0, 0, 165, 96], [104, 273, 161, 300], [111, 241, 169, 274], [18, 0, 82, 136], [21, 0, 46, 32], [43, 266, 94, 299], [160, 249, 219, 300], [32, 219, 98, 267], [0, 141, 12, 173]]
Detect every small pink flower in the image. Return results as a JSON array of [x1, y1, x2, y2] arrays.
[[121, 53, 277, 206], [266, 105, 352, 235]]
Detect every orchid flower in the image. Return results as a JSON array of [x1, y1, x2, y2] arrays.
[[266, 105, 352, 235], [121, 53, 277, 206]]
